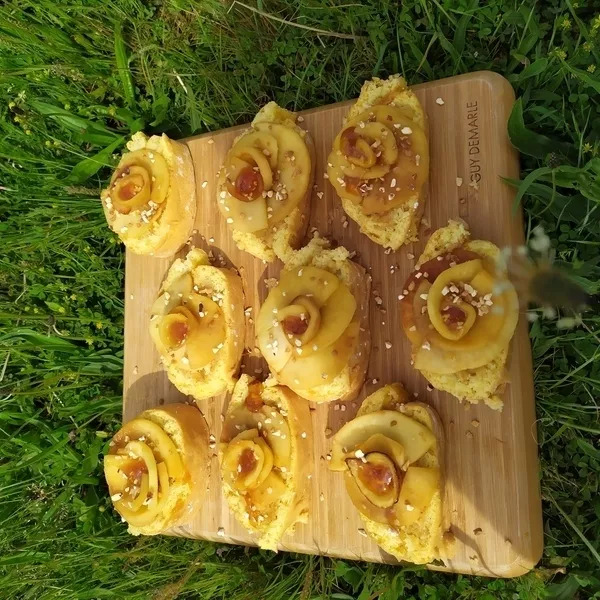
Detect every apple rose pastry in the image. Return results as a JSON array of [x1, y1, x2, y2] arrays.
[[149, 248, 245, 401], [327, 75, 428, 250], [101, 132, 196, 257], [104, 403, 209, 535], [400, 220, 520, 410], [219, 375, 311, 550], [256, 237, 370, 403], [330, 384, 452, 564], [217, 102, 314, 262]]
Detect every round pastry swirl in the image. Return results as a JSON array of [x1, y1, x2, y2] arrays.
[[400, 248, 519, 374], [256, 266, 359, 390], [330, 397, 440, 529], [327, 105, 428, 216], [220, 382, 290, 526], [217, 122, 311, 233], [103, 148, 169, 233], [150, 272, 226, 370], [104, 417, 186, 529]]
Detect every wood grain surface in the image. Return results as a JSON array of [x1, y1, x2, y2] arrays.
[[123, 71, 543, 577]]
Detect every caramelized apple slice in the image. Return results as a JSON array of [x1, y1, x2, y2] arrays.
[[257, 320, 295, 373], [394, 466, 439, 527], [277, 296, 321, 346], [222, 429, 257, 479], [299, 282, 356, 356], [224, 155, 251, 181], [282, 266, 340, 305], [415, 292, 518, 373], [340, 128, 377, 168], [431, 288, 510, 352], [291, 296, 322, 343], [258, 267, 340, 322], [156, 461, 170, 500], [113, 418, 184, 480], [218, 142, 270, 232], [158, 312, 189, 350], [343, 469, 389, 524], [221, 410, 260, 443], [339, 158, 391, 181], [347, 452, 400, 508], [220, 192, 269, 233], [111, 165, 151, 214], [356, 122, 398, 165], [400, 250, 483, 345], [254, 123, 311, 225], [221, 432, 273, 491], [232, 165, 265, 201], [330, 410, 436, 470], [426, 259, 482, 336], [259, 406, 291, 469], [426, 259, 492, 338], [104, 454, 143, 495], [232, 145, 273, 191], [346, 433, 405, 468], [256, 266, 341, 371], [126, 472, 150, 511], [151, 273, 194, 316], [109, 439, 160, 526], [110, 148, 170, 213], [437, 298, 477, 341], [253, 438, 275, 486], [415, 275, 519, 373], [277, 321, 359, 389], [400, 248, 520, 373], [469, 267, 495, 294], [328, 105, 429, 216], [338, 123, 397, 174], [184, 293, 226, 369], [248, 470, 287, 513], [233, 131, 279, 168], [360, 123, 428, 215], [356, 383, 410, 413]]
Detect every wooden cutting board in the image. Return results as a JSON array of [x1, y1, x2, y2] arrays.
[[123, 71, 543, 577]]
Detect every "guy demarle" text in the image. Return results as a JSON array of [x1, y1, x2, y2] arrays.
[[466, 101, 481, 184]]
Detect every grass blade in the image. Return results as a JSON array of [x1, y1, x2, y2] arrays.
[[66, 136, 125, 184], [507, 98, 570, 160], [546, 493, 600, 568], [114, 21, 136, 111]]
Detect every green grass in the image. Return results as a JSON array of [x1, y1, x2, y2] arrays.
[[0, 0, 599, 598]]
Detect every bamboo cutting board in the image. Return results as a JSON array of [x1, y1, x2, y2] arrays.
[[123, 71, 543, 577]]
